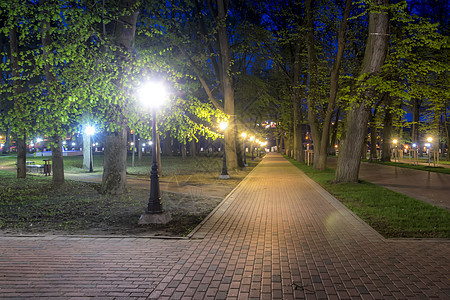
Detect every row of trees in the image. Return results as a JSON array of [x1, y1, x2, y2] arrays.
[[1, 0, 448, 192]]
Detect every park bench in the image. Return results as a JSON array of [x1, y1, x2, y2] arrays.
[[25, 160, 51, 176]]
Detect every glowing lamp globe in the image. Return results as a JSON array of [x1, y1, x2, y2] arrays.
[[85, 125, 95, 136], [139, 82, 167, 108], [219, 122, 228, 131]]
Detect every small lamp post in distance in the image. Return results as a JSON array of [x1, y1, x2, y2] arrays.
[[138, 81, 172, 225], [426, 136, 433, 166], [392, 139, 398, 163]]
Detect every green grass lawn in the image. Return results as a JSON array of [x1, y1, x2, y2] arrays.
[[0, 152, 258, 176], [0, 153, 259, 236], [286, 156, 450, 239]]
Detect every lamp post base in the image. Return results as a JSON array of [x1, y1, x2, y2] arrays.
[[219, 174, 230, 179], [138, 211, 172, 225]]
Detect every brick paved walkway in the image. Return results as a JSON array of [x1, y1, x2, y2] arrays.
[[1, 153, 449, 299]]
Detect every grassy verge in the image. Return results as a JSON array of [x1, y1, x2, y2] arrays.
[[362, 159, 450, 175], [285, 156, 450, 239], [0, 154, 259, 236]]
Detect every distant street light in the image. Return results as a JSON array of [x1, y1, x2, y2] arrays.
[[392, 139, 398, 163], [241, 132, 248, 166], [138, 81, 172, 224], [426, 137, 433, 166], [219, 122, 230, 179], [85, 125, 95, 172]]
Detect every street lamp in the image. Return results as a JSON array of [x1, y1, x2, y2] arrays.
[[219, 122, 230, 179], [426, 137, 433, 166], [138, 81, 172, 224], [255, 139, 260, 158], [241, 132, 248, 166], [85, 125, 95, 173], [249, 136, 255, 160]]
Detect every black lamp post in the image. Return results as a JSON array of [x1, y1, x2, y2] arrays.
[[392, 139, 398, 163], [148, 109, 163, 213], [250, 136, 255, 161], [89, 136, 93, 173], [256, 139, 260, 158], [219, 122, 230, 179], [138, 82, 172, 224]]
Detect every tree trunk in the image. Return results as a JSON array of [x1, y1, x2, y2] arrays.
[[334, 0, 390, 183], [411, 98, 421, 145], [102, 129, 127, 194], [2, 125, 11, 154], [51, 136, 64, 184], [381, 95, 394, 161], [10, 25, 26, 178], [41, 0, 64, 184], [317, 0, 352, 170], [190, 139, 196, 158], [101, 0, 138, 193], [305, 0, 321, 166], [294, 117, 303, 162], [446, 105, 450, 160], [216, 0, 238, 171], [276, 133, 280, 152], [369, 116, 378, 161], [182, 140, 187, 160], [16, 135, 26, 178], [162, 131, 172, 156], [329, 109, 340, 156], [285, 133, 291, 157], [292, 38, 304, 162]]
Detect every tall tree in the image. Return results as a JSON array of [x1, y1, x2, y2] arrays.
[[101, 0, 139, 194], [9, 23, 26, 178], [334, 0, 390, 183], [40, 0, 64, 184], [316, 0, 352, 170]]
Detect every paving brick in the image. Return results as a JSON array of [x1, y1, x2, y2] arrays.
[[1, 153, 449, 299]]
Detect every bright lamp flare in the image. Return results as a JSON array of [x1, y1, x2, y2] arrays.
[[139, 82, 167, 108], [241, 132, 247, 138], [219, 122, 228, 131], [85, 125, 95, 136], [427, 137, 433, 143], [392, 139, 398, 144]]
